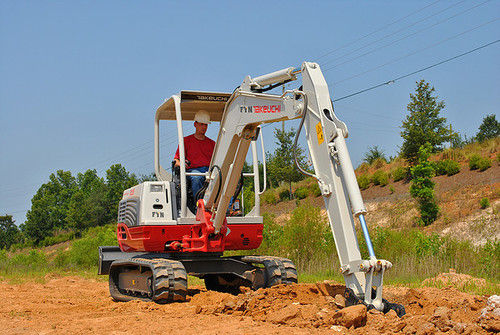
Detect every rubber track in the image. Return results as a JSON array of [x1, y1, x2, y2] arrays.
[[109, 257, 187, 304], [241, 256, 298, 287], [276, 257, 298, 284]]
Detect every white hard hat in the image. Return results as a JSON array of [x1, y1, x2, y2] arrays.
[[194, 110, 211, 124]]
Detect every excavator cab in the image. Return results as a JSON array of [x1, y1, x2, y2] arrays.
[[155, 90, 267, 218]]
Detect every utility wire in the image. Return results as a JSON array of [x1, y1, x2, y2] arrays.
[[332, 18, 499, 86], [314, 0, 442, 61], [323, 0, 491, 72], [333, 39, 500, 102]]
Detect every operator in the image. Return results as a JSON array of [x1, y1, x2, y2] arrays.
[[174, 110, 215, 199]]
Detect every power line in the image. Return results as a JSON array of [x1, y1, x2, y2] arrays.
[[322, 0, 490, 70], [314, 0, 442, 61], [332, 39, 500, 102], [331, 18, 499, 86]]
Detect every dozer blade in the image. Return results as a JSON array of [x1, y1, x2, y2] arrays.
[[109, 257, 187, 303]]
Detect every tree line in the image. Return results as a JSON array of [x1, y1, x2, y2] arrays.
[[1, 164, 143, 249]]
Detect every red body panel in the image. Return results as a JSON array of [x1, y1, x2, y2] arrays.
[[117, 200, 263, 253]]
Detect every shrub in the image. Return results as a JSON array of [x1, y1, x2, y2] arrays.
[[433, 160, 460, 176], [261, 190, 278, 205], [281, 204, 333, 270], [371, 170, 389, 186], [294, 187, 309, 200], [357, 174, 371, 190], [0, 249, 48, 274], [444, 160, 460, 176], [410, 144, 439, 226], [480, 198, 490, 209], [497, 152, 500, 164], [40, 231, 75, 247], [478, 157, 492, 172], [415, 232, 443, 257], [309, 182, 322, 197], [56, 225, 117, 269], [357, 162, 370, 174], [389, 186, 395, 194], [279, 188, 291, 201], [391, 166, 409, 182], [372, 157, 386, 169], [469, 154, 481, 170]]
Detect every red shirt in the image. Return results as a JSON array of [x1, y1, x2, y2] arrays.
[[174, 134, 216, 169]]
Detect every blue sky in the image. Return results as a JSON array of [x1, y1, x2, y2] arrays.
[[1, 1, 499, 225]]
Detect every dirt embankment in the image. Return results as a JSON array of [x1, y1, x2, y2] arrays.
[[1, 274, 498, 334]]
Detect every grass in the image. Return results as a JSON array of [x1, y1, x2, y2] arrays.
[[1, 204, 498, 296]]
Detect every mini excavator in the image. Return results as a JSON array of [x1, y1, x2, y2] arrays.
[[98, 62, 405, 316]]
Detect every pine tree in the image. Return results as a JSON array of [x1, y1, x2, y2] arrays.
[[476, 114, 500, 142], [400, 80, 453, 164]]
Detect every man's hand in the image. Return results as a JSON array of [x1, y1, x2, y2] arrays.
[[174, 159, 191, 167]]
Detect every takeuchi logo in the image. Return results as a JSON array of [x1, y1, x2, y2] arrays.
[[240, 105, 281, 113]]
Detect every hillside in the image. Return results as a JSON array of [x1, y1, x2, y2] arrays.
[[261, 138, 500, 246]]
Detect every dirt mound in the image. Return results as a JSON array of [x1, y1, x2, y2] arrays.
[[422, 269, 489, 290], [0, 276, 496, 334], [190, 280, 492, 334]]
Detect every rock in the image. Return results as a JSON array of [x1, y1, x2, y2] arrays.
[[478, 296, 500, 332], [416, 322, 436, 335], [330, 325, 348, 332], [298, 304, 320, 320], [239, 286, 251, 294], [331, 304, 367, 328], [404, 325, 417, 334], [429, 306, 452, 331], [267, 304, 302, 324], [194, 305, 202, 314], [392, 320, 407, 332], [481, 294, 500, 317], [233, 299, 247, 311], [223, 299, 236, 311], [462, 324, 482, 335], [453, 322, 466, 334], [368, 308, 383, 315], [386, 309, 398, 318], [334, 294, 346, 308], [479, 314, 500, 333]]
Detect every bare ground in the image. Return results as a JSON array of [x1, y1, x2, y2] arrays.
[[1, 274, 498, 334]]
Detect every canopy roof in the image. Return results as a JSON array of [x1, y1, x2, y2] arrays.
[[156, 90, 231, 122]]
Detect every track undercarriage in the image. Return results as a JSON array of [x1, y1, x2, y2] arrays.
[[102, 247, 298, 303]]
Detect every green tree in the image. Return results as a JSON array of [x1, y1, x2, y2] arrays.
[[400, 80, 454, 164], [0, 215, 21, 249], [67, 169, 109, 233], [267, 128, 306, 197], [363, 146, 387, 165], [105, 164, 139, 214], [24, 170, 77, 243], [410, 143, 439, 226], [476, 114, 500, 142]]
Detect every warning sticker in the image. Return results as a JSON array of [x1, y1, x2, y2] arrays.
[[316, 122, 324, 145]]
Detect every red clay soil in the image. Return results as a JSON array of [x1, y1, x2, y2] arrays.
[[1, 274, 498, 334]]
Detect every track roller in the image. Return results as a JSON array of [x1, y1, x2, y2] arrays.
[[109, 257, 187, 303]]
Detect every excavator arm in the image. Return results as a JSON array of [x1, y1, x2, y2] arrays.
[[201, 62, 403, 314]]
